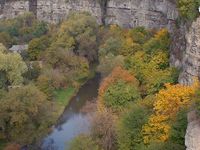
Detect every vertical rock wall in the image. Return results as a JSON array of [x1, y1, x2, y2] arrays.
[[185, 111, 200, 150], [37, 0, 102, 24], [0, 0, 179, 31], [106, 0, 178, 31], [179, 17, 200, 85]]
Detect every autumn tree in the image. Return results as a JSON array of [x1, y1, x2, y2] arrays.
[[0, 46, 27, 89], [0, 85, 56, 144], [125, 51, 178, 95], [98, 66, 140, 112], [143, 29, 170, 54], [142, 82, 198, 143]]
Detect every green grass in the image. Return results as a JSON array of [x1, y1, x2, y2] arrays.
[[54, 87, 76, 106]]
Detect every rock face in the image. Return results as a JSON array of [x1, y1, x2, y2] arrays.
[[0, 0, 29, 19], [185, 111, 200, 150], [106, 0, 178, 31], [179, 17, 200, 85], [0, 0, 178, 31], [37, 0, 102, 24]]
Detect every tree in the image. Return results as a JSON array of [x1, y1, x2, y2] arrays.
[[142, 82, 198, 143], [98, 66, 139, 112], [143, 29, 170, 54], [44, 49, 89, 83], [91, 110, 117, 150], [97, 54, 124, 77], [99, 37, 122, 58], [125, 51, 178, 95], [28, 35, 51, 60], [117, 101, 152, 150], [57, 12, 98, 62], [0, 48, 27, 88], [103, 80, 141, 111], [0, 32, 14, 48], [0, 85, 56, 144]]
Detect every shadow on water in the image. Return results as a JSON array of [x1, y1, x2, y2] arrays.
[[38, 73, 101, 150]]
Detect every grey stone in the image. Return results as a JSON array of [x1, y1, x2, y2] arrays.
[[179, 17, 200, 85], [185, 111, 200, 150], [0, 0, 178, 31]]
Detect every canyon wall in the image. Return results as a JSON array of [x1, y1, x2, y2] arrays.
[[0, 0, 179, 31], [179, 17, 200, 85]]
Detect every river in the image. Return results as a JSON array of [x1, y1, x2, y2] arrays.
[[39, 74, 101, 150]]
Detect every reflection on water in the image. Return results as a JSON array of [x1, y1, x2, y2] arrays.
[[41, 74, 100, 150]]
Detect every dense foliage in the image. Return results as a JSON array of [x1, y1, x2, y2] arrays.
[[0, 10, 199, 150], [70, 23, 198, 150], [177, 0, 200, 21], [0, 12, 97, 148]]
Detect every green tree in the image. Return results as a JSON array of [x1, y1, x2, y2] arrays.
[[0, 85, 56, 144], [103, 80, 141, 111], [57, 12, 98, 62], [28, 35, 51, 60], [0, 48, 27, 88], [117, 100, 152, 150]]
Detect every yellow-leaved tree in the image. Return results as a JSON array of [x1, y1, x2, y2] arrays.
[[142, 81, 198, 143]]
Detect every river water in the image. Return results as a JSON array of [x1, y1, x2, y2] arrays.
[[40, 74, 101, 150]]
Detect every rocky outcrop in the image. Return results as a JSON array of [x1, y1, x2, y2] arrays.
[[179, 17, 200, 85], [106, 0, 178, 31], [185, 111, 200, 150], [37, 0, 102, 24], [0, 0, 179, 31]]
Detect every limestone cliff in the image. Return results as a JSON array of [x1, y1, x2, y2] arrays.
[[0, 0, 178, 31], [179, 17, 200, 85], [185, 111, 200, 150]]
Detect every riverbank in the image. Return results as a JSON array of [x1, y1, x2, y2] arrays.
[[55, 64, 97, 111], [40, 73, 101, 150]]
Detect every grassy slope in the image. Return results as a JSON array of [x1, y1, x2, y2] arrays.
[[54, 87, 76, 106]]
